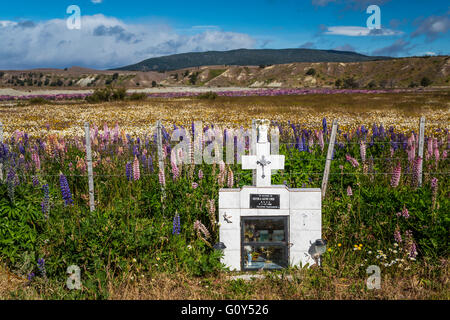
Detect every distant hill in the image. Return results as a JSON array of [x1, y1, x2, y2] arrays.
[[1, 56, 448, 89], [114, 48, 390, 72]]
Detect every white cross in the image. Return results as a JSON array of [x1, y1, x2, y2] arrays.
[[241, 121, 284, 187]]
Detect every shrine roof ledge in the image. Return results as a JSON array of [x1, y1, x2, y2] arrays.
[[219, 186, 321, 192]]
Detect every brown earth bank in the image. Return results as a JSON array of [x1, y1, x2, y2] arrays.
[[0, 56, 449, 90]]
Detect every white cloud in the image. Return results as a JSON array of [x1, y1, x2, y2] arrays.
[[324, 26, 403, 36], [0, 15, 256, 69], [91, 0, 103, 3]]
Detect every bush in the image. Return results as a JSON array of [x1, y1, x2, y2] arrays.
[[342, 77, 359, 89], [420, 77, 432, 87], [127, 92, 147, 101], [86, 87, 127, 103], [305, 68, 316, 76], [367, 80, 376, 89], [28, 97, 50, 105], [335, 79, 342, 88], [197, 91, 218, 100]]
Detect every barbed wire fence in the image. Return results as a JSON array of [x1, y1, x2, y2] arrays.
[[0, 117, 448, 211]]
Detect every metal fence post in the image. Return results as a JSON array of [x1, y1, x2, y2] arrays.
[[84, 122, 95, 212], [321, 120, 338, 200], [418, 116, 426, 187], [156, 120, 166, 199]]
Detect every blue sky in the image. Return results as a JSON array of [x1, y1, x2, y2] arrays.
[[0, 0, 448, 69]]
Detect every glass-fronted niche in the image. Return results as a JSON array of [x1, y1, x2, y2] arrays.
[[241, 216, 289, 270]]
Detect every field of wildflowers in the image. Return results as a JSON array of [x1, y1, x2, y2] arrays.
[[0, 92, 448, 299]]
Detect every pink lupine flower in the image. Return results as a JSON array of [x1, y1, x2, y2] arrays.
[[347, 185, 352, 196], [171, 160, 179, 180], [407, 135, 416, 162], [390, 163, 401, 188], [32, 152, 40, 171], [192, 182, 198, 189], [402, 206, 409, 219], [412, 157, 422, 186], [158, 169, 166, 186], [360, 140, 366, 162], [198, 169, 204, 180], [318, 130, 324, 151], [409, 242, 418, 258], [443, 150, 447, 160], [133, 156, 140, 181], [194, 220, 210, 238], [394, 230, 402, 243], [345, 154, 359, 168], [227, 168, 234, 188], [427, 138, 433, 160], [431, 177, 438, 209], [219, 161, 225, 174]]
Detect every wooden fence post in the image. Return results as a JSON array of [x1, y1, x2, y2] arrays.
[[418, 116, 426, 187], [156, 120, 166, 199], [321, 120, 338, 200], [84, 122, 95, 212]]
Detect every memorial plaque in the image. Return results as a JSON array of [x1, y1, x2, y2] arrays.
[[250, 194, 280, 209]]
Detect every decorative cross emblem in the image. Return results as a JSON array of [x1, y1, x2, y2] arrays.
[[257, 155, 271, 179], [241, 120, 285, 187], [223, 213, 232, 223]]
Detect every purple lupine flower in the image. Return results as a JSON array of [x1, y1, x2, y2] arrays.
[[32, 175, 40, 187], [7, 167, 16, 203], [172, 212, 181, 235], [27, 272, 35, 282], [59, 173, 73, 206], [125, 162, 132, 181], [148, 155, 154, 173], [41, 184, 50, 220], [37, 258, 47, 279]]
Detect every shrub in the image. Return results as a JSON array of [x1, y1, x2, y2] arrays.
[[367, 80, 376, 89], [342, 77, 359, 89], [28, 97, 50, 105], [306, 68, 316, 76], [127, 92, 147, 101], [86, 87, 127, 103], [197, 91, 218, 100], [420, 77, 432, 87]]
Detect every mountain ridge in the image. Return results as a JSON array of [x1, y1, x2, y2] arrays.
[[113, 48, 391, 72]]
